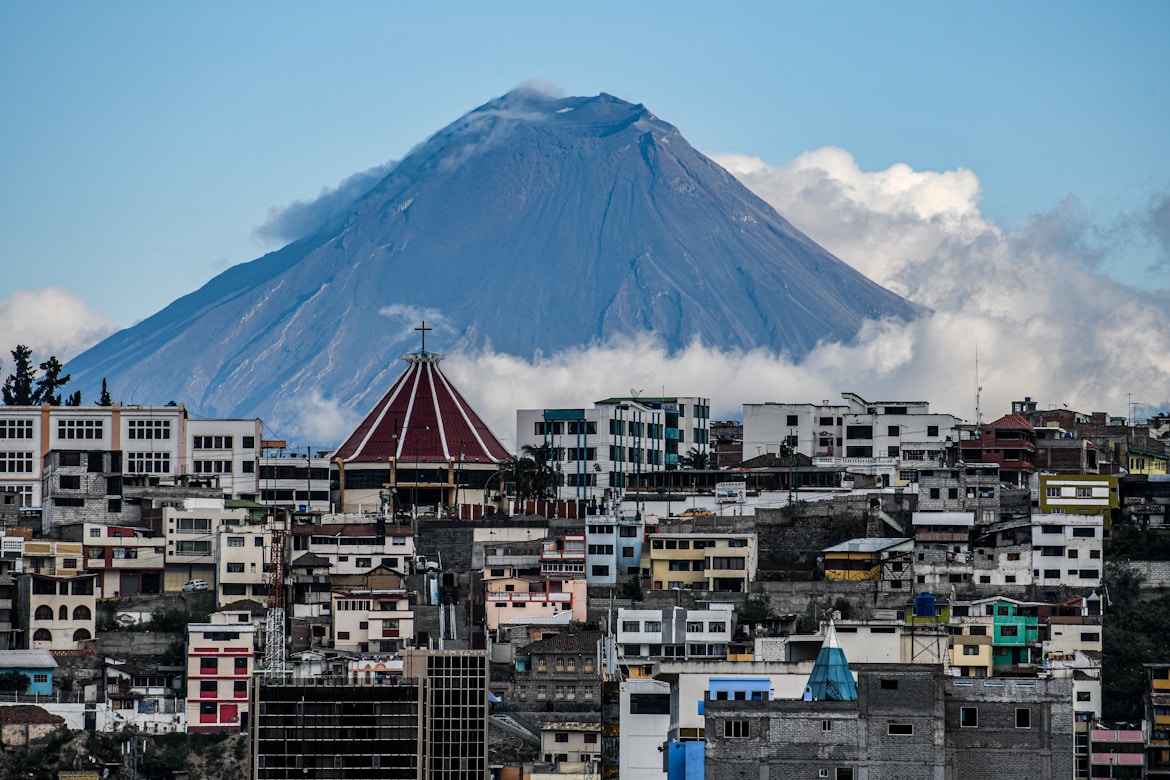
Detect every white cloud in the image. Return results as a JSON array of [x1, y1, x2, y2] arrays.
[[0, 287, 118, 364], [286, 388, 363, 448], [438, 148, 1170, 442]]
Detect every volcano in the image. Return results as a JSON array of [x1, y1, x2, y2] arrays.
[[65, 89, 920, 438]]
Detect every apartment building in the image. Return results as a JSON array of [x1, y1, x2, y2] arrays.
[[162, 498, 248, 591], [252, 649, 489, 780], [290, 522, 416, 576], [1031, 513, 1104, 589], [186, 618, 255, 734], [616, 605, 733, 664], [743, 393, 961, 485], [17, 572, 97, 651], [540, 722, 601, 768], [59, 522, 164, 599], [484, 535, 588, 630], [511, 631, 601, 712], [515, 396, 712, 500], [331, 584, 414, 654], [584, 509, 644, 585], [0, 405, 262, 518], [641, 533, 757, 593], [216, 523, 270, 607], [1038, 474, 1119, 515]]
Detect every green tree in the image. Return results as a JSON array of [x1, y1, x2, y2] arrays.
[[1, 345, 37, 405], [519, 443, 555, 499], [680, 447, 709, 469], [0, 669, 30, 693], [33, 356, 71, 405], [65, 390, 82, 406], [98, 377, 113, 406]]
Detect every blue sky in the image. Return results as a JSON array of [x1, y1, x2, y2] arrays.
[[2, 2, 1168, 335]]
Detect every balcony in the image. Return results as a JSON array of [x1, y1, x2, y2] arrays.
[[1090, 752, 1143, 766], [1092, 729, 1145, 743]]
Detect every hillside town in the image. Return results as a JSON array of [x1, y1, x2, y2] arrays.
[[0, 340, 1168, 780]]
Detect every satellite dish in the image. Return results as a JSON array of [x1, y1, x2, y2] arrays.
[[630, 388, 642, 399]]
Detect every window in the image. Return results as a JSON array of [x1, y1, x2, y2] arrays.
[[127, 452, 170, 474], [723, 719, 749, 739], [128, 420, 171, 440], [1076, 691, 1091, 702], [686, 622, 703, 632], [0, 419, 33, 439], [175, 517, 212, 533], [622, 621, 639, 632], [555, 733, 569, 743], [34, 605, 53, 620], [960, 707, 978, 727], [200, 657, 218, 671], [1075, 487, 1092, 498], [963, 645, 979, 656], [0, 451, 34, 473], [1080, 632, 1100, 642], [888, 724, 913, 736], [73, 605, 91, 620], [880, 678, 898, 690], [643, 621, 662, 632], [193, 435, 233, 449], [58, 419, 103, 440], [59, 474, 81, 490], [1016, 708, 1031, 728], [821, 719, 832, 731], [1072, 527, 1095, 538], [927, 425, 939, 437], [226, 562, 245, 573], [234, 657, 248, 671], [227, 536, 244, 547], [200, 680, 217, 694], [929, 488, 940, 500]]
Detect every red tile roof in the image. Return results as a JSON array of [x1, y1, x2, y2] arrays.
[[334, 352, 510, 465], [984, 413, 1034, 431]]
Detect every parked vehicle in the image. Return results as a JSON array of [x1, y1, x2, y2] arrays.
[[182, 579, 209, 592]]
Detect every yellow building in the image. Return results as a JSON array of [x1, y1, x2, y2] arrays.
[[821, 538, 912, 581], [1128, 447, 1169, 476], [642, 533, 757, 593], [1038, 474, 1119, 515]]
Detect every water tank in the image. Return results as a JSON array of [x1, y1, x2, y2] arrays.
[[915, 592, 936, 618]]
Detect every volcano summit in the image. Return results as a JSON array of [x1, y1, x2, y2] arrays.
[[66, 89, 920, 436]]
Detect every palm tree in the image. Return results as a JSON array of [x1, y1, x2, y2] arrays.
[[520, 443, 555, 498], [680, 447, 710, 470]]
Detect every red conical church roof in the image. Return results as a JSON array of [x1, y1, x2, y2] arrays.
[[334, 349, 510, 465]]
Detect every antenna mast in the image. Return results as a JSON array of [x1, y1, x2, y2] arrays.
[[975, 345, 983, 427], [265, 510, 288, 679]]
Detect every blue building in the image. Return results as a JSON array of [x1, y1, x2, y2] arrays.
[[0, 649, 58, 695], [667, 676, 774, 780]]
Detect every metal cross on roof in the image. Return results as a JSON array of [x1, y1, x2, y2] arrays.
[[415, 320, 432, 352]]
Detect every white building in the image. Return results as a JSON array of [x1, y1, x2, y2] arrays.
[[0, 405, 262, 522], [162, 498, 248, 592], [516, 396, 712, 501], [619, 678, 672, 780], [743, 393, 962, 485], [289, 520, 416, 576], [616, 605, 733, 663], [1031, 513, 1104, 589], [585, 509, 645, 585], [331, 586, 414, 654], [216, 523, 270, 607], [185, 618, 255, 734]]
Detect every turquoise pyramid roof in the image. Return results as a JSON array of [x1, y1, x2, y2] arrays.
[[804, 620, 858, 701]]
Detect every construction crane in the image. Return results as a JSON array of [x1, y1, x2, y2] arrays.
[[265, 510, 288, 679]]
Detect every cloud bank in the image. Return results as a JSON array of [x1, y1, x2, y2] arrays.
[[435, 147, 1170, 447], [0, 287, 118, 366]]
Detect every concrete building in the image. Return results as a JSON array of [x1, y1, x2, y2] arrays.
[[258, 446, 332, 513], [584, 509, 644, 585], [616, 606, 733, 665], [641, 533, 757, 593], [743, 393, 961, 486], [331, 583, 414, 654], [958, 413, 1038, 487], [252, 649, 489, 780], [516, 396, 712, 500], [17, 572, 97, 651], [1038, 474, 1119, 516], [0, 404, 262, 523], [162, 498, 247, 591], [216, 522, 270, 607], [540, 721, 601, 768], [704, 665, 1074, 780], [484, 535, 588, 630], [511, 630, 601, 713], [1146, 663, 1170, 779], [185, 618, 255, 734], [58, 522, 164, 599], [1031, 513, 1104, 590], [290, 520, 416, 576]]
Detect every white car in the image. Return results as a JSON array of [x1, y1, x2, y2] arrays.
[[182, 579, 209, 592]]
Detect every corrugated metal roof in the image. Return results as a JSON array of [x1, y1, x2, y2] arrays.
[[0, 649, 58, 669]]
